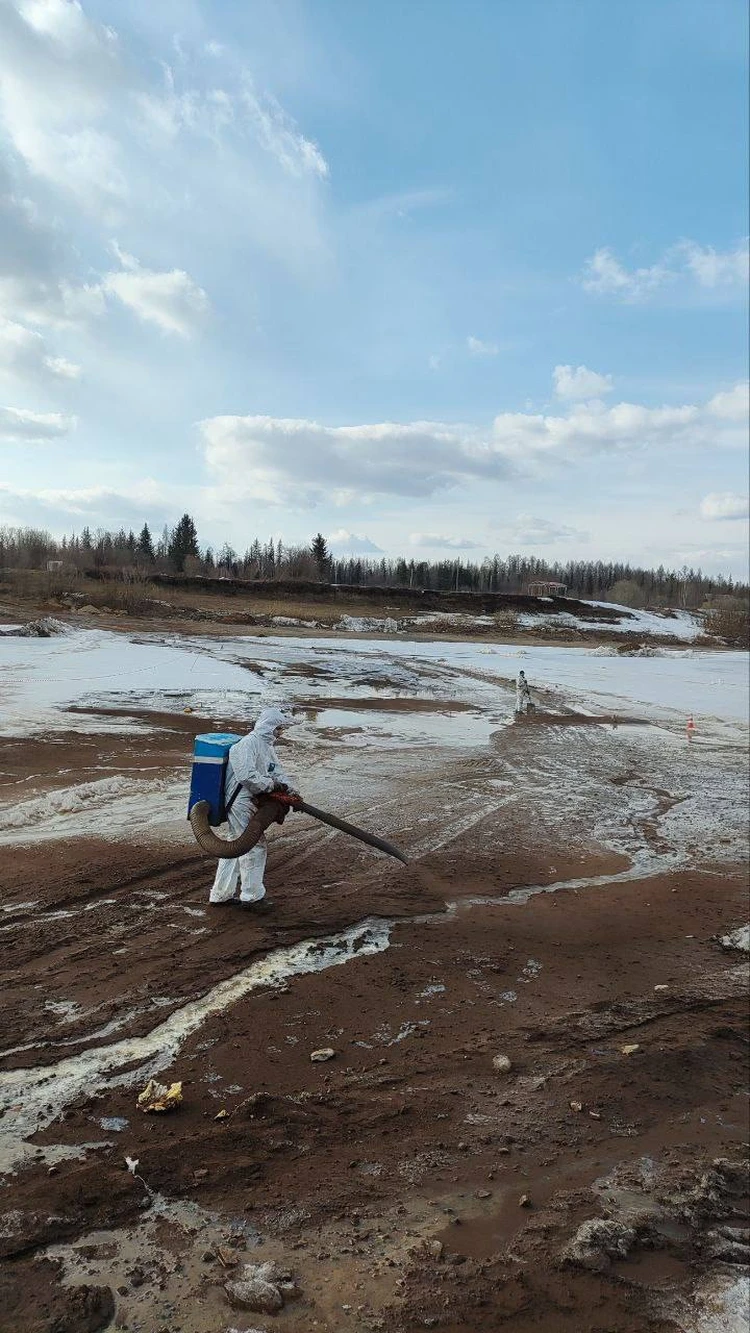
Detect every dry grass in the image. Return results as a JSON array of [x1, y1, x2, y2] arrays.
[[0, 570, 407, 626]]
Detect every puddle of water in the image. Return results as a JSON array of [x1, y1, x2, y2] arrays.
[[0, 917, 392, 1173]]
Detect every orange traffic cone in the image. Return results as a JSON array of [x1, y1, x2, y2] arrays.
[[686, 715, 696, 742]]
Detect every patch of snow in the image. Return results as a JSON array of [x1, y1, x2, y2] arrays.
[[336, 614, 400, 633], [519, 602, 704, 642]]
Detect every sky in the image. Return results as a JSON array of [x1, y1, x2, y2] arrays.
[[0, 0, 748, 576]]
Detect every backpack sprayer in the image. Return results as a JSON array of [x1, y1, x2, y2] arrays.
[[187, 732, 408, 865]]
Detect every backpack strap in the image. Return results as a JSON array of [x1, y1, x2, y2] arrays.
[[225, 783, 242, 816]]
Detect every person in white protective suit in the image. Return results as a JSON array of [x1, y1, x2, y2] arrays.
[[209, 707, 299, 907], [515, 669, 533, 716]]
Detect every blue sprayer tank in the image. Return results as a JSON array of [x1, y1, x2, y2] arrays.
[[188, 732, 242, 826]]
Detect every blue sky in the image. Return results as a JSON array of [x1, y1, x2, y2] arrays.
[[0, 0, 747, 573]]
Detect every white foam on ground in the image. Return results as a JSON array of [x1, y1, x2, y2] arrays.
[[0, 775, 186, 846], [0, 918, 391, 1173], [719, 925, 750, 953], [670, 1273, 750, 1333]]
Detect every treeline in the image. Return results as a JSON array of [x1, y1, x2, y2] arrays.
[[0, 518, 746, 610]]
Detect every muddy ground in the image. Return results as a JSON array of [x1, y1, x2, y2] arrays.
[[0, 649, 748, 1333]]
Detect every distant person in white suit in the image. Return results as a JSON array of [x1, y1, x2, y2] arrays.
[[515, 670, 533, 716]]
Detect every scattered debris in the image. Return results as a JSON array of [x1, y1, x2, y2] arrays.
[[1, 616, 73, 637], [137, 1079, 183, 1113], [519, 1194, 532, 1208], [225, 1261, 298, 1314], [569, 1100, 583, 1113], [621, 1044, 640, 1055], [716, 925, 750, 953], [703, 1225, 750, 1265], [310, 1048, 336, 1062], [215, 1109, 229, 1120], [654, 984, 669, 992], [563, 1219, 637, 1272]]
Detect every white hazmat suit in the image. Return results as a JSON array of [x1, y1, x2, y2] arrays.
[[515, 670, 532, 716], [209, 707, 297, 905]]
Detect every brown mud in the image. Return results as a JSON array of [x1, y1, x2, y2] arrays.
[[0, 675, 747, 1333]]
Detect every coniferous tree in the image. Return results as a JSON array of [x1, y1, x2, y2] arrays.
[[311, 533, 330, 578], [168, 514, 199, 571], [137, 523, 155, 562]]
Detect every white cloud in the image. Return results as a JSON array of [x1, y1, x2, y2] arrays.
[[553, 364, 613, 400], [491, 386, 748, 462], [581, 239, 748, 302], [581, 248, 668, 300], [502, 515, 589, 546], [699, 492, 749, 521], [199, 381, 748, 506], [241, 82, 328, 179], [0, 404, 75, 443], [103, 249, 210, 336], [408, 533, 482, 549], [0, 2, 330, 267], [707, 381, 749, 423], [467, 335, 499, 357], [0, 479, 185, 532], [0, 0, 126, 210], [44, 354, 80, 379], [428, 354, 441, 371], [327, 528, 384, 554], [0, 317, 81, 382], [199, 414, 517, 505], [0, 178, 106, 329], [679, 240, 749, 289]]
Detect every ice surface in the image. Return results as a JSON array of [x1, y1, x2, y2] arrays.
[[1, 627, 746, 850], [0, 630, 261, 737], [247, 636, 748, 730]]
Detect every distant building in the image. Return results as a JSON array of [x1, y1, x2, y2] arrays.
[[528, 580, 567, 597], [46, 560, 64, 573]]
